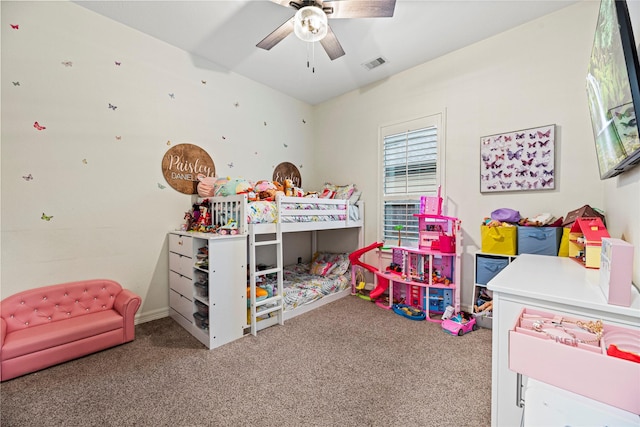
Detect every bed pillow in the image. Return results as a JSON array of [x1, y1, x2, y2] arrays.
[[312, 252, 350, 276], [309, 260, 335, 276], [323, 183, 356, 200], [349, 190, 362, 204]]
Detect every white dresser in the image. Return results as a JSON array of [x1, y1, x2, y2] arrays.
[[168, 231, 247, 349], [488, 254, 640, 426]]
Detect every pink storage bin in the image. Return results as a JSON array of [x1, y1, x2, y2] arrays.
[[509, 307, 640, 415]]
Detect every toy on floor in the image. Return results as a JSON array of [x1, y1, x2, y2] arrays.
[[474, 300, 493, 313], [354, 269, 371, 301], [441, 311, 478, 336], [392, 304, 426, 321]]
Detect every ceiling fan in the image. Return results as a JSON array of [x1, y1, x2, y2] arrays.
[[257, 0, 396, 60]]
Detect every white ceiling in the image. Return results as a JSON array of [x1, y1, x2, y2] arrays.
[[75, 0, 578, 105]]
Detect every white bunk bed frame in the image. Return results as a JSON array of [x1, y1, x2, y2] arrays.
[[206, 194, 364, 336]]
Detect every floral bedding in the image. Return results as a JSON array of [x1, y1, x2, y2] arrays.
[[260, 253, 351, 311], [246, 201, 350, 224]]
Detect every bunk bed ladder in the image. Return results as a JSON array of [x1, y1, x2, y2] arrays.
[[249, 221, 284, 336]]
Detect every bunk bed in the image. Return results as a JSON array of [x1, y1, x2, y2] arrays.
[[204, 194, 364, 335]]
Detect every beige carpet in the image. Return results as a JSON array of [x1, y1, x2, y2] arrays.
[[1, 296, 492, 427]]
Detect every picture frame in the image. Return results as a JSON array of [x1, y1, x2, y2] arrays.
[[480, 124, 555, 193]]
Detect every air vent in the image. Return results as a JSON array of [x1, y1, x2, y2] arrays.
[[362, 57, 387, 70]]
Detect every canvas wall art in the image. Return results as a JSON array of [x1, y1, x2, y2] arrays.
[[480, 124, 555, 193]]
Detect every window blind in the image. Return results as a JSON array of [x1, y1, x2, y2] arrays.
[[382, 126, 439, 244]]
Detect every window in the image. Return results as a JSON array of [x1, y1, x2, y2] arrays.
[[380, 114, 444, 246]]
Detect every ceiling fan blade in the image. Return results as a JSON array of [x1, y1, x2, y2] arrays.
[[320, 25, 345, 60], [269, 0, 302, 8], [257, 16, 295, 50], [323, 0, 396, 18]]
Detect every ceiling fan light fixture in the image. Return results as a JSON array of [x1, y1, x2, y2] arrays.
[[293, 6, 328, 43]]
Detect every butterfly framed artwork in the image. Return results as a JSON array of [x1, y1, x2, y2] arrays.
[[480, 124, 555, 193]]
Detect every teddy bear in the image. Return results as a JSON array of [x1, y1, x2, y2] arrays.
[[284, 179, 294, 197]]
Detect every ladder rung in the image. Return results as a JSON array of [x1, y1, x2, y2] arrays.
[[254, 239, 281, 247], [256, 304, 283, 316], [256, 295, 282, 307], [255, 267, 281, 277]]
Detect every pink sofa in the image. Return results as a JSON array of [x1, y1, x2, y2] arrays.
[[0, 279, 141, 381]]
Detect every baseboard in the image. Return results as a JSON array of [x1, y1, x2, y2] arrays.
[[135, 307, 169, 324]]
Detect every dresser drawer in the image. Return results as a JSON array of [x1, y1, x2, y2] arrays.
[[169, 233, 192, 257], [169, 289, 193, 320], [169, 270, 192, 297], [169, 252, 193, 279]]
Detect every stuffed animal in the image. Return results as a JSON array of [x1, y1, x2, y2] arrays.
[[284, 179, 294, 197], [218, 177, 253, 197], [197, 174, 217, 197], [254, 180, 278, 201]]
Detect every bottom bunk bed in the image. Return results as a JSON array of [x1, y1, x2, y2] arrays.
[[250, 252, 353, 329]]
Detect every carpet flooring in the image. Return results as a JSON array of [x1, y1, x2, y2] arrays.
[[1, 296, 492, 427]]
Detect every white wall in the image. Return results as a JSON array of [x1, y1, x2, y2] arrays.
[[312, 1, 639, 308], [0, 1, 314, 321]]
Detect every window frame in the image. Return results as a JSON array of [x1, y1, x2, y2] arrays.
[[378, 113, 446, 247]]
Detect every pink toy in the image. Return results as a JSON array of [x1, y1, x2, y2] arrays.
[[348, 242, 390, 300], [441, 312, 477, 336]]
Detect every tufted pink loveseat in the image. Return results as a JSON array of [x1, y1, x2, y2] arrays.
[[0, 279, 141, 381]]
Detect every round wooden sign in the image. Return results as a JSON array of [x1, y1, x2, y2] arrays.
[[161, 144, 216, 194], [273, 162, 301, 187]]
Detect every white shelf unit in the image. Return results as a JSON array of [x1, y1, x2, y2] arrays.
[[473, 251, 517, 328], [168, 232, 247, 349]]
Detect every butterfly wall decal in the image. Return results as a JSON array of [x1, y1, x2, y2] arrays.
[[12, 81, 20, 86], [538, 130, 551, 138], [10, 24, 19, 29], [82, 159, 88, 164], [543, 169, 554, 176], [115, 61, 121, 66], [115, 136, 122, 140], [539, 140, 550, 147], [507, 148, 523, 160], [521, 158, 533, 166], [61, 61, 73, 67], [33, 121, 46, 130], [542, 149, 551, 157], [22, 174, 33, 181], [108, 103, 117, 110], [283, 143, 288, 148], [516, 133, 525, 139], [168, 93, 175, 99], [530, 171, 539, 178], [527, 151, 537, 159], [302, 119, 306, 124], [505, 135, 512, 142], [227, 162, 234, 168], [540, 177, 554, 187], [528, 142, 536, 148], [41, 213, 53, 221], [201, 80, 207, 85], [535, 161, 548, 168], [157, 183, 166, 189], [515, 180, 526, 188], [234, 102, 240, 108]]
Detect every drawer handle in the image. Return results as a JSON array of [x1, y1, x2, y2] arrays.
[[178, 241, 183, 245]]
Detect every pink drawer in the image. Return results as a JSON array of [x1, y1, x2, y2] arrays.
[[509, 307, 640, 414]]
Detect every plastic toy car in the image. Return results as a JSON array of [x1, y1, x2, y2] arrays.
[[441, 313, 478, 336]]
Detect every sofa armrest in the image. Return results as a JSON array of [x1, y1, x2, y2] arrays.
[[113, 289, 142, 342], [1, 317, 6, 350]]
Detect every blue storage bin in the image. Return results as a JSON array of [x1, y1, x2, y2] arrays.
[[517, 226, 562, 256], [476, 256, 510, 285]]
